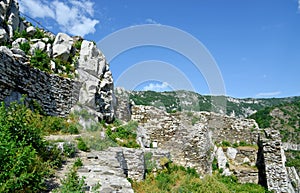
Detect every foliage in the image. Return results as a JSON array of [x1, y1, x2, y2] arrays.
[[106, 121, 140, 148], [13, 29, 28, 40], [30, 113, 80, 135], [82, 132, 117, 151], [132, 163, 268, 193], [55, 163, 85, 193], [221, 140, 231, 147], [144, 152, 157, 174], [0, 101, 63, 192], [129, 90, 300, 117], [33, 27, 45, 39], [74, 158, 83, 168], [191, 115, 199, 125], [63, 142, 76, 158], [30, 49, 51, 72], [250, 100, 300, 143], [74, 39, 83, 50], [77, 137, 89, 152], [19, 42, 31, 54], [285, 150, 300, 173], [54, 58, 76, 79]]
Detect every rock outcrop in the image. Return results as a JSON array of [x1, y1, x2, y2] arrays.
[[0, 0, 115, 122]]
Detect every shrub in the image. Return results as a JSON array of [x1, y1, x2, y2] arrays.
[[132, 163, 268, 193], [30, 49, 51, 72], [82, 133, 117, 151], [63, 142, 76, 158], [0, 101, 63, 192], [221, 140, 231, 147], [144, 152, 157, 174], [74, 158, 83, 167], [106, 121, 140, 148], [19, 42, 31, 54], [74, 39, 83, 50], [33, 27, 45, 39], [77, 138, 89, 152], [56, 163, 86, 193]]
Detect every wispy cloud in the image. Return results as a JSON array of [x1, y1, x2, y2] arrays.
[[298, 0, 300, 12], [143, 82, 170, 92], [145, 18, 159, 24], [19, 0, 99, 37], [256, 91, 281, 98]]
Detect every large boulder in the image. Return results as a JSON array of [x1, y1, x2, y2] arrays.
[[52, 33, 74, 62], [75, 40, 116, 123]]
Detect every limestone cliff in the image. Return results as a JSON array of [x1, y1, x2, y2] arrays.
[[0, 0, 115, 122]]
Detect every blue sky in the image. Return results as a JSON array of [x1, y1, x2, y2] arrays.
[[19, 0, 300, 98]]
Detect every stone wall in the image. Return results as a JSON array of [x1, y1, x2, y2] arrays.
[[0, 48, 81, 116], [207, 112, 259, 145], [257, 128, 295, 193]]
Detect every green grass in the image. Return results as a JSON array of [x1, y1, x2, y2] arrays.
[[106, 121, 140, 148], [132, 163, 268, 193]]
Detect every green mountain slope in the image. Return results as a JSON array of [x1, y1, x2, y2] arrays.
[[249, 100, 300, 143], [128, 90, 300, 118]]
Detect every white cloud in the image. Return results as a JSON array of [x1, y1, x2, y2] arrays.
[[145, 18, 159, 24], [19, 0, 55, 18], [19, 0, 99, 37], [256, 91, 281, 97], [298, 0, 300, 12], [143, 82, 170, 92]]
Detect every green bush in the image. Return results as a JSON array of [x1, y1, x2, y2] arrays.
[[13, 29, 28, 40], [221, 140, 231, 147], [55, 163, 86, 193], [0, 101, 63, 192], [144, 152, 157, 174], [82, 134, 117, 151], [33, 27, 45, 39], [63, 142, 76, 158], [74, 158, 83, 167], [30, 49, 51, 72], [19, 42, 31, 54], [106, 121, 140, 148], [77, 138, 89, 152], [74, 39, 83, 50]]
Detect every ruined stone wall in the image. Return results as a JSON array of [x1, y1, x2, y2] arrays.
[[132, 105, 215, 175], [207, 113, 259, 145], [0, 49, 81, 116], [257, 128, 294, 193]]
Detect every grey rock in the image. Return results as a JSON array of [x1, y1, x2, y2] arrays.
[[216, 147, 227, 170], [12, 38, 28, 48], [0, 46, 13, 57], [26, 26, 36, 36], [30, 41, 46, 54], [0, 27, 8, 43], [53, 32, 73, 62], [226, 147, 238, 160]]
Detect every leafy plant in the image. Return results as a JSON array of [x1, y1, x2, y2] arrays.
[[77, 138, 89, 152], [106, 121, 140, 148], [144, 152, 157, 174], [56, 163, 86, 193], [19, 42, 31, 54], [0, 101, 64, 192], [30, 49, 51, 72], [63, 142, 76, 158], [74, 39, 83, 50]]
